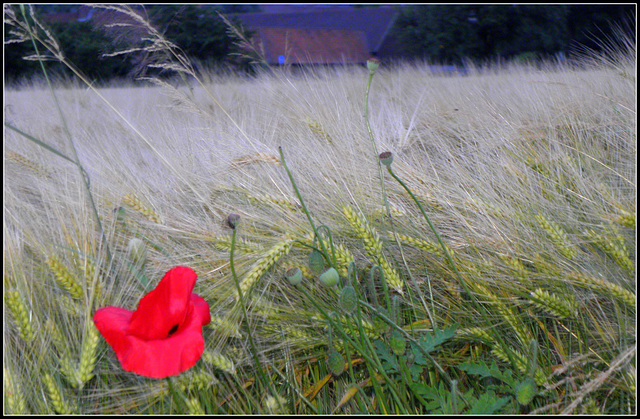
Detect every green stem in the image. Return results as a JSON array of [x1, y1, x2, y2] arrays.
[[17, 6, 112, 269], [229, 226, 277, 401], [386, 166, 460, 280], [278, 146, 330, 262]]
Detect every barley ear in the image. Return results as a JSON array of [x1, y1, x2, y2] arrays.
[[78, 323, 100, 387], [177, 371, 219, 392], [122, 193, 161, 223], [4, 368, 28, 414], [491, 344, 547, 386], [342, 205, 404, 294], [535, 213, 577, 259], [235, 237, 295, 299], [45, 255, 84, 299], [584, 228, 634, 274], [529, 288, 578, 319], [187, 397, 205, 414], [203, 350, 236, 374], [569, 272, 635, 308], [5, 289, 36, 342], [6, 150, 51, 177], [43, 373, 73, 414]]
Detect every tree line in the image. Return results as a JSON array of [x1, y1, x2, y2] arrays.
[[4, 5, 635, 84], [391, 5, 635, 65]]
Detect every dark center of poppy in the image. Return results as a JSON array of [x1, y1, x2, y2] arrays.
[[167, 324, 179, 337]]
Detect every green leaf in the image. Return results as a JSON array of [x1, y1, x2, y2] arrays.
[[467, 390, 511, 414], [458, 359, 516, 387], [415, 324, 458, 354], [373, 339, 399, 373]]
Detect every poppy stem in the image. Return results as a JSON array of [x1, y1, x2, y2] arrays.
[[165, 377, 186, 412], [229, 223, 281, 409]]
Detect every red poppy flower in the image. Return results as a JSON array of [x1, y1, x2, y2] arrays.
[[93, 266, 211, 379]]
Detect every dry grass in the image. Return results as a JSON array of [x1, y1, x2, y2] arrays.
[[3, 7, 635, 414]]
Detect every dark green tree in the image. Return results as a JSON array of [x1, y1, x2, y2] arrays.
[[391, 5, 632, 64], [4, 7, 133, 84], [147, 5, 242, 64], [393, 5, 483, 64]]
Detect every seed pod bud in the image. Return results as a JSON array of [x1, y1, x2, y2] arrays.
[[339, 285, 357, 313], [226, 213, 241, 229], [389, 329, 406, 355], [319, 267, 339, 287], [367, 57, 380, 74], [308, 250, 325, 275], [285, 267, 303, 286], [379, 151, 393, 167], [327, 348, 345, 376], [515, 378, 537, 406]]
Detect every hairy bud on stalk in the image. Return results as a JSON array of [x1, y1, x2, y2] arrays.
[[308, 249, 325, 275], [227, 213, 241, 229], [327, 348, 345, 376], [339, 285, 357, 313]]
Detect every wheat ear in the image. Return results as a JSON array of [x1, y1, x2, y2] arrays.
[[5, 289, 36, 342], [203, 350, 236, 374], [529, 288, 578, 319], [45, 255, 83, 299], [235, 236, 295, 298], [342, 205, 404, 294], [122, 193, 161, 223], [535, 213, 577, 260], [43, 373, 73, 414], [4, 368, 27, 414]]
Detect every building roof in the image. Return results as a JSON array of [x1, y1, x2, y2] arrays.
[[232, 6, 401, 56], [257, 27, 369, 65]]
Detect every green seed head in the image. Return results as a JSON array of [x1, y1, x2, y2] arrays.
[[339, 285, 358, 313], [327, 348, 345, 376], [367, 57, 380, 74], [226, 213, 241, 229], [308, 249, 325, 275], [389, 329, 406, 355], [319, 267, 339, 287], [379, 151, 393, 167], [285, 267, 303, 286], [515, 378, 537, 406]]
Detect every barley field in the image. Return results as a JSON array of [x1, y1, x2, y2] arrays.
[[4, 8, 636, 414]]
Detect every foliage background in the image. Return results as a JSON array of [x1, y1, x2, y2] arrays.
[[4, 4, 635, 83]]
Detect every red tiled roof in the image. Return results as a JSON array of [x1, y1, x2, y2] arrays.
[[257, 27, 369, 64], [234, 6, 401, 55]]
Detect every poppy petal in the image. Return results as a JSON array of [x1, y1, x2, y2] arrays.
[[115, 295, 211, 378], [93, 267, 211, 379], [128, 266, 198, 340], [93, 306, 134, 359]]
